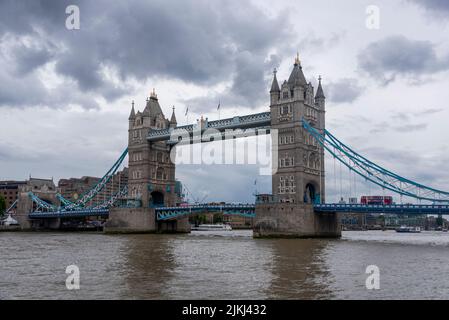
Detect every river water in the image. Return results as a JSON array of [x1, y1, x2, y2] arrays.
[[1, 230, 449, 300]]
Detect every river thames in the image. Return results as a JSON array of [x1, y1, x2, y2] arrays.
[[1, 230, 449, 300]]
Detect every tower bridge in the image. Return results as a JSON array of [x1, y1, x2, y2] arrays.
[[16, 55, 449, 237]]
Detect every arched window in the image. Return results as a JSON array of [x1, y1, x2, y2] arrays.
[[156, 167, 164, 180]]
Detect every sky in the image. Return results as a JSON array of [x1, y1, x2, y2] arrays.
[[0, 0, 448, 203]]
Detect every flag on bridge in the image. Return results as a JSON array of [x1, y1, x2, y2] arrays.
[[185, 106, 189, 116], [217, 100, 221, 110]]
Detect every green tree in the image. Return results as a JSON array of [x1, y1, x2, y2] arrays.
[[0, 194, 6, 217], [436, 215, 443, 227]]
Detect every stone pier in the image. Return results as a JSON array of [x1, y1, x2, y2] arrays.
[[104, 207, 190, 234], [254, 203, 341, 238]]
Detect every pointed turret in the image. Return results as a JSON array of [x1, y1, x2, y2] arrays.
[[315, 76, 325, 99], [270, 68, 280, 105], [169, 106, 177, 128], [270, 68, 280, 93], [143, 88, 164, 118], [315, 76, 325, 112], [128, 100, 136, 120], [287, 52, 307, 87]]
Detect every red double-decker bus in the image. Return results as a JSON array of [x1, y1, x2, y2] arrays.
[[360, 196, 393, 205]]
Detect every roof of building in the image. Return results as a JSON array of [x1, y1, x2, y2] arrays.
[[270, 69, 280, 93], [129, 102, 136, 120], [170, 106, 177, 124], [315, 76, 325, 99], [285, 53, 307, 88], [287, 61, 307, 88]]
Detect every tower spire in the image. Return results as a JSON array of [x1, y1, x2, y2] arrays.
[[169, 105, 177, 128], [270, 68, 280, 93], [128, 100, 136, 120], [288, 52, 307, 87], [315, 75, 325, 99], [294, 52, 300, 66]]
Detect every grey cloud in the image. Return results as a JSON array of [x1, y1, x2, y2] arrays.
[[358, 146, 449, 192], [298, 32, 346, 54], [177, 164, 271, 203], [393, 123, 427, 132], [325, 78, 365, 104], [369, 121, 390, 134], [183, 53, 281, 113], [0, 0, 293, 110], [414, 108, 444, 116], [391, 112, 411, 122], [357, 35, 449, 85], [408, 0, 449, 17]]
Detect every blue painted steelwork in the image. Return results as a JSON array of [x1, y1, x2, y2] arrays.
[[63, 148, 128, 210], [147, 112, 271, 144], [56, 193, 74, 207], [5, 199, 18, 213], [302, 118, 449, 203], [314, 203, 449, 215], [155, 204, 256, 221], [27, 192, 57, 211], [92, 185, 128, 209], [29, 208, 109, 219]]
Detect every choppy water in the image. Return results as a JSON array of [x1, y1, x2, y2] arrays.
[[1, 230, 449, 299]]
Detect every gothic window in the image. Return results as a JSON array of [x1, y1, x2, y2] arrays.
[[132, 170, 142, 179], [156, 167, 164, 180], [131, 186, 137, 198], [283, 91, 289, 99], [132, 152, 143, 162], [157, 152, 163, 163], [290, 135, 294, 144]]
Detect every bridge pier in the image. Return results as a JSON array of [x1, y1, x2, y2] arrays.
[[104, 207, 190, 234], [254, 203, 341, 238]]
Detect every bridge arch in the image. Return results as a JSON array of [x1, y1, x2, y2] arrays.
[[150, 191, 164, 207], [304, 182, 318, 204]]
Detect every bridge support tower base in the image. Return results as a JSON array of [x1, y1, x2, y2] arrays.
[[104, 207, 190, 234], [254, 203, 341, 238]]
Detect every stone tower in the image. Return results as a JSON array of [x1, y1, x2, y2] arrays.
[[269, 54, 326, 205], [127, 89, 179, 208], [254, 54, 340, 238]]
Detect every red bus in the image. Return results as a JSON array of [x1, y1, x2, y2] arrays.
[[360, 196, 393, 205]]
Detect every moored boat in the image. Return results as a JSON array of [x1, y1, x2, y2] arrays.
[[396, 226, 421, 233], [191, 223, 232, 231]]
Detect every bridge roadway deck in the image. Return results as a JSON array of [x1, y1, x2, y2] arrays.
[[28, 203, 449, 219]]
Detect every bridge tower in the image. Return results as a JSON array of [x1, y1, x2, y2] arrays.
[[127, 90, 178, 208], [105, 90, 188, 233], [15, 178, 59, 230], [254, 55, 340, 238]]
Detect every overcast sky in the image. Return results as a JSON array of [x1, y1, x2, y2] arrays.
[[1, 0, 448, 203]]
